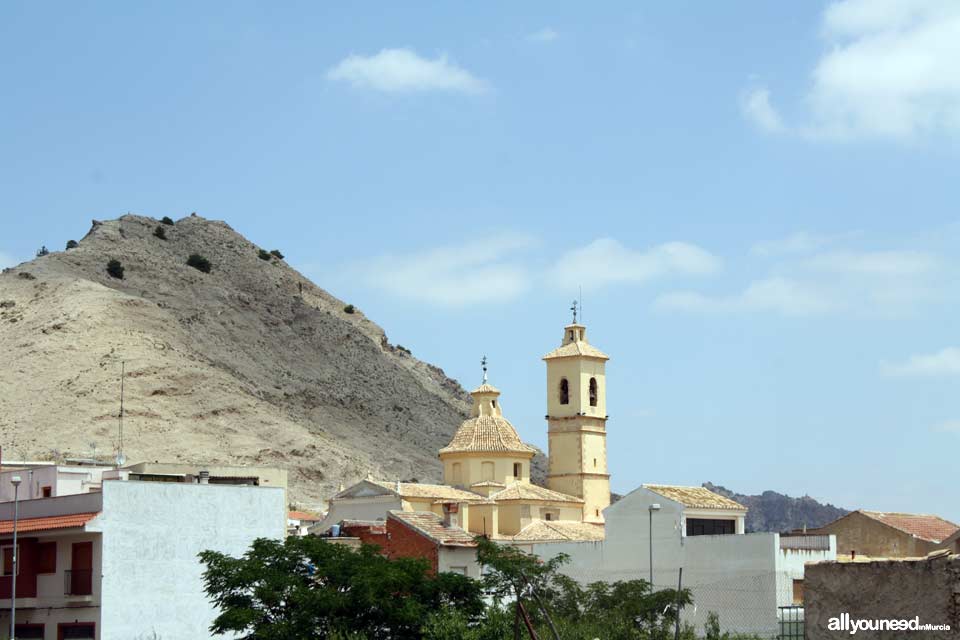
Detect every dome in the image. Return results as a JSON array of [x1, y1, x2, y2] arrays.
[[439, 383, 537, 456]]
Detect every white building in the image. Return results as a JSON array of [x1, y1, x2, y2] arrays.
[[0, 478, 284, 640], [0, 463, 114, 501], [528, 485, 836, 637]]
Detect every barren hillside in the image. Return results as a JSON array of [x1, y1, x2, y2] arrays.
[[0, 214, 480, 507]]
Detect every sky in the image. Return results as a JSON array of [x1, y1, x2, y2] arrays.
[[2, 1, 959, 522]]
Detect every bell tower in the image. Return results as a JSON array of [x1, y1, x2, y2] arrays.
[[543, 302, 611, 525]]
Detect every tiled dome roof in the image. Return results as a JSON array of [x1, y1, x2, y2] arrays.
[[439, 415, 537, 455]]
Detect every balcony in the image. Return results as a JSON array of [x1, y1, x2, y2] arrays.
[[64, 569, 93, 596]]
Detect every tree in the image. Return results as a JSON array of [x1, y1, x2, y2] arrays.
[[36, 246, 49, 257], [199, 536, 485, 640], [65, 240, 79, 250], [343, 304, 355, 314], [257, 249, 271, 261], [270, 249, 284, 259], [161, 216, 175, 225], [106, 259, 124, 279], [153, 225, 167, 240], [187, 254, 212, 273]]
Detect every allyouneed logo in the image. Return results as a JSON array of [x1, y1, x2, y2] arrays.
[[828, 613, 952, 635]]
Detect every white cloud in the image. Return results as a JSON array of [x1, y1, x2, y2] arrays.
[[527, 27, 559, 43], [933, 420, 960, 434], [327, 48, 488, 94], [549, 239, 720, 289], [744, 1, 960, 140], [752, 231, 855, 257], [344, 234, 535, 307], [740, 87, 784, 133], [882, 347, 960, 376], [655, 277, 836, 316], [803, 250, 938, 276]]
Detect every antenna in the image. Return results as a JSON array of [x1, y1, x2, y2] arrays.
[[116, 361, 126, 467]]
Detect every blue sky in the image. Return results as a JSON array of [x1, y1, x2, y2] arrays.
[[2, 2, 959, 521]]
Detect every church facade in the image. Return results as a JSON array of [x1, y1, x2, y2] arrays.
[[315, 317, 611, 544]]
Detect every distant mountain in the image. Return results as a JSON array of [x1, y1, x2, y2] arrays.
[[703, 482, 849, 533]]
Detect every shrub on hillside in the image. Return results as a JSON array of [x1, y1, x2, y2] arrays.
[[153, 225, 167, 240], [161, 216, 175, 225], [106, 259, 124, 279], [187, 254, 212, 273], [36, 246, 49, 257], [258, 249, 271, 261], [270, 249, 284, 260], [65, 240, 79, 250], [343, 304, 355, 314]]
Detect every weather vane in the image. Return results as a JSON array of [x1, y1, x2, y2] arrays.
[[570, 299, 578, 324], [481, 355, 488, 383]]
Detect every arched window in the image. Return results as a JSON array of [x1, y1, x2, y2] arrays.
[[451, 463, 462, 483], [589, 377, 598, 407], [559, 378, 569, 405], [513, 463, 522, 479], [481, 461, 495, 481]]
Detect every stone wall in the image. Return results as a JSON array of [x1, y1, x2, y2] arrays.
[[805, 554, 960, 640]]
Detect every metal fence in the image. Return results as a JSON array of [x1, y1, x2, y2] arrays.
[[778, 606, 804, 640]]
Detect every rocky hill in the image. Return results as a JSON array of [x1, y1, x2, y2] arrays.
[[0, 214, 498, 508], [703, 482, 848, 533]]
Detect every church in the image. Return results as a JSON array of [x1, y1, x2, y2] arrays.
[[315, 312, 610, 543]]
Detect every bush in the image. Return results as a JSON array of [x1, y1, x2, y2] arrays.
[[161, 216, 174, 226], [106, 259, 124, 279], [257, 249, 271, 261], [187, 254, 212, 273], [270, 249, 284, 260], [65, 240, 79, 250], [36, 246, 49, 257], [153, 225, 167, 240], [343, 304, 355, 314]]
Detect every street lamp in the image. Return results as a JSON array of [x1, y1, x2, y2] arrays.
[[648, 503, 661, 588], [9, 475, 21, 640]]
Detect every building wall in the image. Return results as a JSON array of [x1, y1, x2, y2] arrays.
[[813, 512, 940, 558], [441, 454, 530, 489], [93, 480, 285, 640], [0, 466, 111, 502], [439, 546, 482, 579], [530, 487, 834, 637], [314, 495, 403, 533], [805, 556, 960, 640]]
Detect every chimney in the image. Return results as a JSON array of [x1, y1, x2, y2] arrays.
[[199, 470, 210, 485], [442, 502, 459, 528]]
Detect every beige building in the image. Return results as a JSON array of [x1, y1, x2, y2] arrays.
[[314, 316, 611, 544], [810, 510, 959, 560]]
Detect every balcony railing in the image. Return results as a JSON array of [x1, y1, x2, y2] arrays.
[[64, 569, 93, 596], [780, 535, 831, 551]]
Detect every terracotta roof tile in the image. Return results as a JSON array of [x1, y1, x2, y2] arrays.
[[489, 483, 584, 504], [542, 341, 609, 361], [439, 416, 538, 455], [371, 481, 489, 503], [0, 512, 98, 534], [644, 485, 747, 511], [509, 520, 605, 542], [288, 510, 322, 521], [860, 511, 959, 543], [389, 511, 478, 547]]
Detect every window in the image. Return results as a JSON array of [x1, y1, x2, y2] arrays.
[[686, 518, 736, 536], [792, 579, 804, 605], [451, 463, 462, 483], [593, 458, 597, 468], [37, 541, 57, 574], [14, 625, 44, 639], [589, 377, 598, 407], [1, 545, 18, 576], [595, 509, 600, 517], [481, 461, 495, 481], [513, 463, 522, 479], [68, 541, 93, 596], [41, 486, 52, 498], [559, 378, 569, 405], [545, 512, 553, 521], [449, 566, 468, 576], [58, 623, 96, 639], [491, 400, 496, 408]]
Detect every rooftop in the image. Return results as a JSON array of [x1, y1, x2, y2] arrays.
[[643, 484, 747, 511], [0, 512, 99, 534], [389, 510, 478, 547], [371, 480, 489, 503], [859, 510, 959, 544], [510, 520, 605, 542], [439, 416, 538, 456], [490, 482, 584, 504]]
